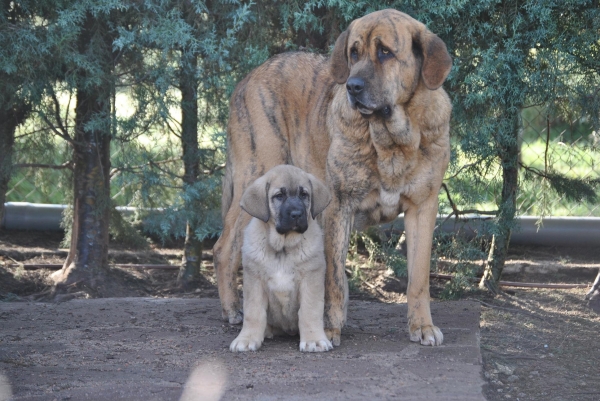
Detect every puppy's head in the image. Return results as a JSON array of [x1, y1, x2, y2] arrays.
[[240, 165, 331, 235], [330, 9, 452, 117]]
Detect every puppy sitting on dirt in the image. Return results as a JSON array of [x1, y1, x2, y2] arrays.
[[229, 165, 333, 353]]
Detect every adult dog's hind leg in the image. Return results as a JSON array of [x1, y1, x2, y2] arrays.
[[213, 210, 251, 324]]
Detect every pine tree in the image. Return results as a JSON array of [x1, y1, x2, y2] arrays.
[[0, 1, 43, 223], [44, 3, 131, 292]]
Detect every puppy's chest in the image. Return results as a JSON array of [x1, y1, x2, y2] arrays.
[[266, 263, 296, 293]]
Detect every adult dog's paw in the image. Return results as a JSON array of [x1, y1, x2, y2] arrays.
[[223, 310, 243, 325], [324, 328, 341, 347], [230, 335, 263, 352], [299, 338, 333, 353], [409, 325, 443, 346]]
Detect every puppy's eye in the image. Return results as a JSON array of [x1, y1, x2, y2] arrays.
[[377, 46, 394, 63], [300, 191, 309, 200], [350, 48, 358, 61], [273, 193, 284, 201]]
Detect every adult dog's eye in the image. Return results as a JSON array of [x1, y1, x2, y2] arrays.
[[350, 48, 358, 61], [274, 193, 284, 201], [377, 46, 394, 63], [300, 191, 309, 200]]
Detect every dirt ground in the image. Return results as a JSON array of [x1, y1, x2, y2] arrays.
[[1, 229, 600, 401]]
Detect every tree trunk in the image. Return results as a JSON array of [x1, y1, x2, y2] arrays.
[[0, 105, 29, 225], [51, 14, 113, 293], [479, 111, 521, 293], [177, 35, 202, 288]]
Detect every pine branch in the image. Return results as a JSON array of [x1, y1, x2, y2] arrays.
[[520, 162, 599, 203]]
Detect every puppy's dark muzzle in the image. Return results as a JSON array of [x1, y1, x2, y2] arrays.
[[276, 199, 308, 234]]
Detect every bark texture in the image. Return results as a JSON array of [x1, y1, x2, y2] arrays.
[[51, 14, 113, 292], [177, 16, 202, 288]]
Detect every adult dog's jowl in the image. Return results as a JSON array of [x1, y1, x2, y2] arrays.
[[214, 9, 452, 346]]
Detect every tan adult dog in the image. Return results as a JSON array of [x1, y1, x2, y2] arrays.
[[214, 9, 452, 347], [230, 165, 333, 353]]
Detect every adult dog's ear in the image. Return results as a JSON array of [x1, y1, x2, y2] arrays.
[[240, 176, 270, 222], [308, 174, 332, 219], [330, 28, 350, 84], [414, 30, 452, 90]]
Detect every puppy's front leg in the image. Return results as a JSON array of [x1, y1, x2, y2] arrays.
[[230, 269, 268, 352], [298, 269, 333, 352]]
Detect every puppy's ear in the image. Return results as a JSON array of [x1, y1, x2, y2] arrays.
[[414, 29, 452, 90], [308, 174, 331, 219], [330, 28, 350, 84], [240, 176, 270, 222]]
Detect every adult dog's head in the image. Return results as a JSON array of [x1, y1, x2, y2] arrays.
[[240, 165, 331, 235], [330, 9, 452, 119]]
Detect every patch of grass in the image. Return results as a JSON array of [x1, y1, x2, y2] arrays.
[[346, 232, 365, 292], [380, 233, 408, 278], [443, 136, 600, 217]]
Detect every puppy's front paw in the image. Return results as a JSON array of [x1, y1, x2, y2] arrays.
[[230, 335, 263, 352], [299, 338, 333, 353], [409, 325, 443, 346]]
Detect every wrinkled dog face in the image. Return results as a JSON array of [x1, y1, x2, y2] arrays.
[[269, 179, 311, 234], [240, 165, 331, 235], [330, 10, 452, 122]]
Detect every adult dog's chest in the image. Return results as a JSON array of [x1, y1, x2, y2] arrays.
[[328, 121, 441, 228], [359, 146, 436, 227]]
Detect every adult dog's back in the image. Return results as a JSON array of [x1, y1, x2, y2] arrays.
[[222, 52, 334, 215]]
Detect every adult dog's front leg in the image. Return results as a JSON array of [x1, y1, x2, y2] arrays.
[[322, 202, 351, 347], [404, 195, 443, 346]]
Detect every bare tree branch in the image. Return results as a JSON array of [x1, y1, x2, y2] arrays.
[[49, 87, 70, 138], [14, 161, 73, 170], [437, 183, 498, 231], [110, 157, 181, 177], [38, 112, 74, 145]]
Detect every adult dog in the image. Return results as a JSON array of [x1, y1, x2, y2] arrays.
[[230, 165, 332, 353], [214, 9, 452, 347]]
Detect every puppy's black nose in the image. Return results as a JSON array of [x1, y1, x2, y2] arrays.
[[346, 77, 364, 96], [290, 210, 303, 219]]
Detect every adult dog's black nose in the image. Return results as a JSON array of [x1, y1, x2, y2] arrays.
[[346, 77, 364, 96]]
